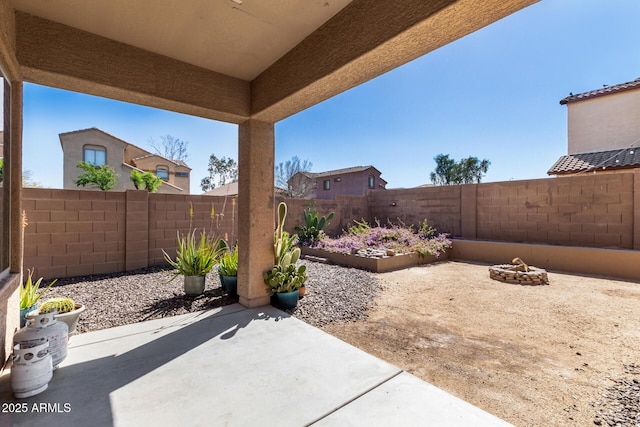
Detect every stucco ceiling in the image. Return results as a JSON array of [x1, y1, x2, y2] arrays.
[[11, 0, 353, 81]]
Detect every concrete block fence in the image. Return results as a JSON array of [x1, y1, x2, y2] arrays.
[[22, 169, 640, 279], [22, 189, 238, 279]]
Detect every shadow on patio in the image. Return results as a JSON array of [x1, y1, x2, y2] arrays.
[[1, 304, 510, 427]]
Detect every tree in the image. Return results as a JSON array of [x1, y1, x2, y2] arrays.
[[22, 170, 42, 188], [130, 169, 162, 192], [148, 135, 189, 162], [0, 162, 42, 187], [275, 156, 313, 198], [75, 161, 119, 191], [200, 154, 238, 192], [430, 154, 490, 185]]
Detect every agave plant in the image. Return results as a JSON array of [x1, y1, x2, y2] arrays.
[[163, 230, 224, 280], [19, 269, 56, 310], [218, 245, 238, 276]]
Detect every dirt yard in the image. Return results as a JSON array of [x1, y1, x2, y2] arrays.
[[321, 261, 640, 426]]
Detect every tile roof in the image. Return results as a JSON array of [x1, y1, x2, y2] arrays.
[[202, 181, 238, 196], [547, 147, 640, 175], [560, 78, 640, 105], [301, 165, 380, 178]]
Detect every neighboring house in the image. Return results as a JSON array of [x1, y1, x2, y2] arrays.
[[202, 181, 288, 197], [289, 166, 387, 200], [203, 181, 238, 197], [60, 128, 191, 193], [549, 78, 640, 176]]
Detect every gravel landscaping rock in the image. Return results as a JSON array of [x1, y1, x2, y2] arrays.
[[44, 260, 380, 334], [286, 260, 381, 327], [593, 363, 640, 426], [46, 266, 238, 334]]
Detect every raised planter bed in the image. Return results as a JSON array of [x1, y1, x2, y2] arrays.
[[301, 247, 448, 273]]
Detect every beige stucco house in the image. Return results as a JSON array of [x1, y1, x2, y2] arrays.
[[549, 78, 640, 175], [60, 128, 190, 193], [289, 165, 387, 200]]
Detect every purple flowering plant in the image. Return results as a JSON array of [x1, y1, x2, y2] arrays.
[[313, 218, 452, 257]]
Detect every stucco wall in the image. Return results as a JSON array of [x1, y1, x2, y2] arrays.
[[568, 89, 640, 154]]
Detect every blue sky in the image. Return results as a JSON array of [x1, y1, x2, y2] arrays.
[[19, 0, 640, 193]]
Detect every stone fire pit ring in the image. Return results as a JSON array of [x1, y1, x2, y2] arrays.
[[489, 259, 549, 286]]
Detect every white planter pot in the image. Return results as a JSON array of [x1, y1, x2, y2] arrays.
[[54, 304, 86, 334]]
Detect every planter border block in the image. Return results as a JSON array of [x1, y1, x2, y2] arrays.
[[301, 247, 447, 273]]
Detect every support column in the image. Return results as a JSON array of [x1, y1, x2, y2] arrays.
[[9, 81, 22, 274], [237, 119, 274, 307]]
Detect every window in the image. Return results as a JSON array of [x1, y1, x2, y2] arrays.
[[156, 166, 169, 180], [368, 176, 375, 189], [83, 146, 106, 166], [312, 181, 318, 189], [175, 172, 188, 177], [323, 180, 330, 190]]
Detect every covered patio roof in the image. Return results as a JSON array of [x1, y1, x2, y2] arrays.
[[0, 0, 539, 362]]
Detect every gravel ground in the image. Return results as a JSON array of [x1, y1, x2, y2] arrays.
[[41, 260, 638, 425], [47, 265, 239, 333], [44, 259, 380, 334]]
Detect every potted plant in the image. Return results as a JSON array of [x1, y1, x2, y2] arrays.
[[163, 230, 224, 296], [264, 202, 307, 309], [218, 245, 238, 296], [39, 297, 86, 334], [19, 269, 56, 328]]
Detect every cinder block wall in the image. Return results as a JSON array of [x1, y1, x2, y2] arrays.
[[368, 186, 462, 235], [22, 188, 126, 279], [279, 195, 369, 236], [23, 189, 238, 279], [475, 173, 634, 248], [148, 193, 238, 266], [21, 171, 639, 279]]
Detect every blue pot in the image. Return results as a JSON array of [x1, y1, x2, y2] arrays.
[[221, 275, 237, 296], [19, 303, 39, 328], [219, 275, 226, 291], [275, 290, 299, 310]]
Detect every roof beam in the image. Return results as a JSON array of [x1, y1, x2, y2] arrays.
[[15, 12, 251, 124], [251, 0, 539, 122]]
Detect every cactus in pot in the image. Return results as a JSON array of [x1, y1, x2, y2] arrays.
[[39, 297, 76, 314], [264, 202, 307, 309], [39, 297, 86, 334]]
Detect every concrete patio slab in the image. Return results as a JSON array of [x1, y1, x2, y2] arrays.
[[0, 304, 511, 426]]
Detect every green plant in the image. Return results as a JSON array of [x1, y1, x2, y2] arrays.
[[75, 161, 119, 191], [348, 218, 370, 235], [19, 269, 56, 310], [218, 245, 238, 276], [130, 169, 163, 192], [295, 205, 334, 246], [264, 264, 307, 293], [162, 230, 224, 280], [264, 202, 307, 293], [40, 297, 75, 314]]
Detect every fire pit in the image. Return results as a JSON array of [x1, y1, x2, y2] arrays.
[[489, 257, 549, 286]]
